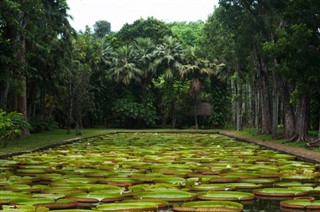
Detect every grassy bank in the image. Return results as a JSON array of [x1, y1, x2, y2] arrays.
[[230, 128, 320, 153], [0, 129, 110, 155]]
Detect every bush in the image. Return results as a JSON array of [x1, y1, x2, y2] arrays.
[[0, 109, 30, 147], [29, 115, 58, 133], [112, 97, 158, 127]]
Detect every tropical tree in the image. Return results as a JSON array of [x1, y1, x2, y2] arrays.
[[93, 20, 111, 38], [114, 17, 173, 44], [170, 21, 204, 46], [153, 36, 185, 127], [133, 37, 157, 93], [107, 45, 142, 86], [179, 47, 215, 128]]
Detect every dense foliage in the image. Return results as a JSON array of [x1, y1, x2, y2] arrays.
[[1, 0, 319, 142], [0, 109, 30, 147]]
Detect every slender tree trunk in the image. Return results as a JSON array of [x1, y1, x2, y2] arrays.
[[75, 116, 82, 136], [272, 76, 279, 138], [294, 95, 309, 141], [236, 81, 242, 131], [254, 88, 261, 130], [17, 76, 30, 137], [66, 83, 73, 134], [231, 81, 237, 127], [15, 8, 30, 137]]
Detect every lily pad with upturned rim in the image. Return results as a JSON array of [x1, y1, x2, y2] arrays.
[[254, 188, 308, 197], [280, 199, 320, 210], [134, 191, 195, 202], [190, 183, 235, 191], [197, 191, 254, 201], [95, 202, 158, 212], [173, 201, 243, 212]]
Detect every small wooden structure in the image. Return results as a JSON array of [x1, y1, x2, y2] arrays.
[[189, 102, 212, 116]]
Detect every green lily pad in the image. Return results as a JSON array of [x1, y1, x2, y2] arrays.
[[274, 182, 314, 188], [281, 175, 314, 182], [49, 210, 91, 212], [281, 199, 320, 209], [0, 191, 31, 200], [9, 198, 54, 205], [197, 191, 254, 201], [122, 199, 169, 208], [134, 191, 195, 202], [254, 188, 308, 197], [231, 183, 263, 189], [95, 202, 158, 211], [2, 205, 49, 212], [173, 201, 243, 212], [209, 176, 239, 183], [190, 183, 235, 191], [240, 178, 275, 184], [67, 192, 123, 203]]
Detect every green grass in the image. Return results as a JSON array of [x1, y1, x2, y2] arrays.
[[230, 128, 320, 153], [0, 129, 110, 155]]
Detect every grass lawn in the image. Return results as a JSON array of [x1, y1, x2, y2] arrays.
[[230, 128, 320, 153], [0, 129, 111, 155]]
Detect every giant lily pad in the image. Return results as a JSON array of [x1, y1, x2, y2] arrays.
[[66, 192, 123, 203], [190, 183, 235, 191], [173, 201, 243, 212], [134, 191, 195, 202], [254, 188, 308, 197], [95, 202, 158, 212], [281, 199, 320, 210], [197, 191, 254, 201]]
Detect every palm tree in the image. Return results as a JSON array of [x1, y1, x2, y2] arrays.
[[133, 37, 157, 92], [108, 45, 142, 86], [153, 36, 184, 127], [179, 47, 215, 128], [153, 36, 184, 80]]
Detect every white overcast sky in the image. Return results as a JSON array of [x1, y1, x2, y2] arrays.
[[67, 0, 218, 32]]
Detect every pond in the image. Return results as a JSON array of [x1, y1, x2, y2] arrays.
[[0, 133, 319, 212]]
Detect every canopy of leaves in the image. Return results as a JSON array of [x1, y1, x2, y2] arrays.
[[113, 17, 173, 45]]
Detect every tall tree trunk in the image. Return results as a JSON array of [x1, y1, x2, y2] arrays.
[[66, 83, 73, 134], [254, 88, 261, 130], [282, 82, 296, 139], [272, 76, 279, 138], [295, 95, 309, 141], [235, 81, 242, 131], [253, 43, 272, 134], [17, 76, 30, 137], [16, 8, 29, 137]]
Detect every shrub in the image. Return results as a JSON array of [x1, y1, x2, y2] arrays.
[[29, 115, 58, 133], [0, 109, 30, 147]]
